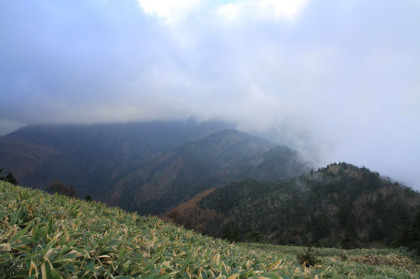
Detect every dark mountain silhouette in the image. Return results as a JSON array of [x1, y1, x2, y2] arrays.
[[0, 120, 310, 214], [0, 133, 88, 190], [0, 120, 233, 196], [165, 163, 420, 248], [103, 129, 310, 214]]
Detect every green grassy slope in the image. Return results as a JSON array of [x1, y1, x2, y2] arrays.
[[1, 181, 419, 278]]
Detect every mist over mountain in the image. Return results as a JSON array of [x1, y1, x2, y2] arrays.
[[0, 120, 310, 214], [1, 1, 420, 190]]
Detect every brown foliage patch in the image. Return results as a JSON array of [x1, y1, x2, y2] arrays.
[[348, 254, 419, 271], [163, 188, 224, 232]]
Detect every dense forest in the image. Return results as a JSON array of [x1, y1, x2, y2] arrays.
[[166, 163, 420, 251]]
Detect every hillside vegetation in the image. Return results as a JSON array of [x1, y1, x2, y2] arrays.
[[166, 163, 420, 248], [1, 181, 419, 278]]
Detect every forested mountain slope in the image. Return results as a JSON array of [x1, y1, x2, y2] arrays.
[[166, 163, 420, 248]]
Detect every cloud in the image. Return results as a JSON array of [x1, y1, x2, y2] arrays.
[[216, 0, 309, 23], [136, 0, 309, 25], [137, 0, 202, 25], [1, 0, 420, 189]]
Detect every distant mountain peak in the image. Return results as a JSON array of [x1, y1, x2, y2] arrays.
[[304, 162, 384, 185]]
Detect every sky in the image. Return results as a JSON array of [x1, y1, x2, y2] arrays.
[[1, 0, 420, 189]]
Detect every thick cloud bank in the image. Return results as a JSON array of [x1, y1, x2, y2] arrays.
[[1, 0, 419, 189]]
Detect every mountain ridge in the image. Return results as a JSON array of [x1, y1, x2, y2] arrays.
[[0, 120, 232, 193], [102, 128, 310, 214], [0, 121, 311, 214], [165, 162, 420, 248]]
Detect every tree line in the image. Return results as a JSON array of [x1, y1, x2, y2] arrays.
[[0, 167, 93, 202], [0, 168, 17, 185]]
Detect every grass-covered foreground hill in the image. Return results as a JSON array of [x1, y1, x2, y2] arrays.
[[1, 181, 419, 278]]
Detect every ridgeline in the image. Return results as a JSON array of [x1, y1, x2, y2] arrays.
[[166, 163, 420, 249]]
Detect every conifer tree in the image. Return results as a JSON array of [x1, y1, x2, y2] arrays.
[[5, 172, 17, 185], [408, 212, 420, 255], [0, 169, 18, 185]]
